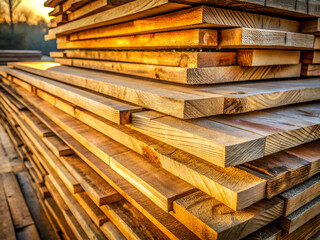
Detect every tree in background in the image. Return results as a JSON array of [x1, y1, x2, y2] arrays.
[[2, 0, 22, 33]]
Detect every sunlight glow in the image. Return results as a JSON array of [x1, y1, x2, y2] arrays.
[[19, 62, 61, 70], [19, 0, 53, 22]]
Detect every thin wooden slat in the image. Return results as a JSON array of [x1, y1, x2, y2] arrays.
[[68, 0, 133, 21], [52, 50, 237, 68], [100, 199, 169, 240], [21, 110, 54, 137], [42, 135, 74, 156], [302, 18, 320, 35], [172, 191, 283, 240], [302, 64, 320, 76], [219, 28, 314, 49], [100, 221, 126, 240], [57, 29, 218, 49], [301, 51, 320, 63], [61, 154, 122, 206], [55, 57, 301, 84], [7, 81, 267, 211], [237, 50, 301, 66], [280, 196, 320, 234], [9, 63, 320, 119], [280, 174, 320, 217], [0, 176, 16, 240], [74, 192, 108, 226], [242, 223, 282, 240], [243, 140, 320, 198], [68, 5, 301, 41]]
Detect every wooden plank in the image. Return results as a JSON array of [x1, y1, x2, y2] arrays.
[[21, 110, 54, 137], [55, 50, 237, 67], [68, 0, 133, 21], [130, 111, 265, 167], [100, 221, 126, 240], [61, 154, 122, 206], [309, 230, 320, 240], [68, 6, 301, 41], [25, 161, 43, 186], [49, 14, 68, 28], [0, 50, 42, 57], [42, 136, 74, 156], [243, 140, 320, 198], [219, 28, 314, 49], [45, 0, 190, 39], [49, 5, 63, 16], [172, 191, 283, 240], [55, 57, 301, 84], [0, 176, 16, 240], [280, 174, 320, 217], [10, 63, 320, 119], [1, 172, 37, 231], [62, 0, 91, 12], [44, 0, 65, 8], [211, 107, 320, 156], [302, 18, 320, 35], [57, 29, 218, 49], [74, 192, 108, 226], [237, 50, 301, 66], [280, 196, 320, 233], [5, 67, 142, 124], [100, 199, 169, 240], [301, 51, 320, 63], [302, 64, 320, 76], [15, 171, 59, 240], [9, 82, 267, 212], [242, 223, 282, 240]]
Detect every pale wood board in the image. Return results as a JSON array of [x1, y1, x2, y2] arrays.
[[55, 57, 301, 84]]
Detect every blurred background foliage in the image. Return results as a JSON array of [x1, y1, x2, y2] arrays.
[[0, 0, 57, 56]]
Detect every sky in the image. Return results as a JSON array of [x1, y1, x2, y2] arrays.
[[18, 0, 53, 21]]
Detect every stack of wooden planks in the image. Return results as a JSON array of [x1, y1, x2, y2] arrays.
[[0, 0, 320, 239], [0, 50, 42, 66]]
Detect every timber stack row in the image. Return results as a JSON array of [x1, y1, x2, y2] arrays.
[[0, 50, 42, 66], [0, 0, 320, 239]]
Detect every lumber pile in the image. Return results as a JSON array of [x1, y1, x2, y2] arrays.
[[0, 50, 42, 66], [0, 0, 320, 239]]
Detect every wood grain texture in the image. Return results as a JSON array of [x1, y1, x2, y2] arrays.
[[55, 57, 301, 84], [301, 51, 320, 63], [242, 223, 282, 240], [0, 176, 16, 240], [280, 196, 320, 233], [10, 63, 320, 119], [57, 29, 218, 49], [5, 67, 142, 124], [46, 0, 190, 39], [219, 28, 314, 49], [6, 82, 267, 211], [21, 110, 54, 138], [68, 0, 133, 21], [42, 135, 74, 156], [302, 18, 320, 34], [172, 191, 283, 240], [52, 50, 237, 68], [68, 5, 300, 41], [302, 64, 320, 76], [280, 173, 320, 217], [237, 50, 301, 66]]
